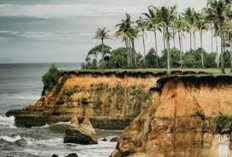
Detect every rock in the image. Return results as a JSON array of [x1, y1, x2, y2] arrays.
[[14, 139, 27, 147], [101, 137, 107, 141], [64, 116, 98, 145], [52, 154, 59, 157], [71, 114, 79, 125], [110, 137, 118, 142], [65, 153, 78, 157]]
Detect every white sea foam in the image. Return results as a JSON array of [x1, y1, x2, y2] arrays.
[[34, 121, 70, 128], [0, 135, 21, 142], [0, 115, 16, 128], [24, 139, 116, 157]]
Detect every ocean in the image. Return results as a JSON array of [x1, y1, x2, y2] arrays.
[[0, 63, 119, 157]]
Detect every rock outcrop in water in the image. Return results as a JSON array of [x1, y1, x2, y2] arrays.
[[64, 115, 98, 145], [112, 75, 232, 157]]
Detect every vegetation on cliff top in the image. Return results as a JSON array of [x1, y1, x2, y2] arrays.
[[151, 74, 232, 92], [82, 0, 232, 74], [42, 65, 60, 91]]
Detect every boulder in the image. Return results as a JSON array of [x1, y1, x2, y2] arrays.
[[64, 115, 98, 145], [110, 137, 118, 142], [65, 153, 78, 157], [101, 137, 107, 141]]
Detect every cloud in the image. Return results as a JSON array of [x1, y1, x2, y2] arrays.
[[0, 0, 207, 18], [0, 3, 141, 18]]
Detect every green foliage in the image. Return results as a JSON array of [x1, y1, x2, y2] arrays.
[[145, 48, 159, 68], [82, 46, 226, 69], [160, 48, 181, 68], [214, 114, 232, 134], [224, 51, 231, 68], [108, 47, 128, 68], [42, 65, 60, 91], [183, 49, 202, 68]]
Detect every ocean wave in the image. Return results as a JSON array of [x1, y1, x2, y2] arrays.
[[0, 115, 16, 128], [33, 121, 70, 128], [0, 135, 21, 142], [0, 93, 40, 100], [0, 30, 18, 34]]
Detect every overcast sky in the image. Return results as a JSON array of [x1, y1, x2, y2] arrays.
[[0, 0, 209, 63]]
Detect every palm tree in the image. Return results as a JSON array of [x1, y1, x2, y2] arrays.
[[223, 19, 232, 72], [143, 6, 161, 54], [156, 6, 177, 73], [195, 12, 209, 68], [95, 27, 110, 45], [87, 44, 111, 68], [136, 16, 147, 56], [173, 16, 186, 68], [183, 8, 197, 51], [205, 0, 231, 73], [115, 13, 138, 67]]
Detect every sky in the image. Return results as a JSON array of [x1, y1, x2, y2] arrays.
[[0, 0, 210, 63]]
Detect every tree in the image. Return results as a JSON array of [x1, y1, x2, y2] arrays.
[[95, 27, 110, 45], [205, 0, 231, 73], [173, 16, 186, 68], [143, 6, 161, 54], [195, 12, 209, 68], [145, 48, 159, 68], [156, 6, 177, 74], [136, 16, 147, 56], [115, 13, 138, 67], [183, 7, 197, 51], [42, 65, 60, 91], [87, 44, 111, 68]]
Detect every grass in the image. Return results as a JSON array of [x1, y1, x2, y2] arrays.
[[60, 68, 232, 75]]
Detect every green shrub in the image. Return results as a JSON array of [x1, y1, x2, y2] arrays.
[[42, 64, 60, 91], [214, 114, 232, 134]]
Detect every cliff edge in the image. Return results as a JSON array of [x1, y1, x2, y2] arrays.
[[112, 75, 232, 157]]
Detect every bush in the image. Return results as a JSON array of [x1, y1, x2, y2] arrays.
[[42, 64, 60, 91], [214, 114, 232, 134], [145, 48, 159, 68]]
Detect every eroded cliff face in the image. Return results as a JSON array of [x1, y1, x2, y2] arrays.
[[112, 75, 232, 157], [7, 71, 161, 129]]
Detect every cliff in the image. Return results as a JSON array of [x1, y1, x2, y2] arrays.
[[112, 75, 232, 157], [7, 70, 167, 129]]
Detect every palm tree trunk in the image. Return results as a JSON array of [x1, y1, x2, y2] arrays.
[[200, 30, 204, 68], [230, 35, 232, 73], [178, 31, 183, 69], [211, 25, 214, 53], [190, 32, 192, 51], [166, 26, 171, 75], [163, 27, 166, 50], [125, 38, 130, 68], [101, 39, 105, 68], [216, 36, 220, 68], [193, 31, 196, 50], [131, 38, 136, 67], [142, 30, 146, 56], [173, 27, 176, 49], [154, 30, 158, 53], [101, 39, 104, 45], [95, 53, 98, 68], [221, 33, 225, 74]]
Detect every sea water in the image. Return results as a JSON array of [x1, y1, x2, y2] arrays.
[[0, 63, 119, 157]]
